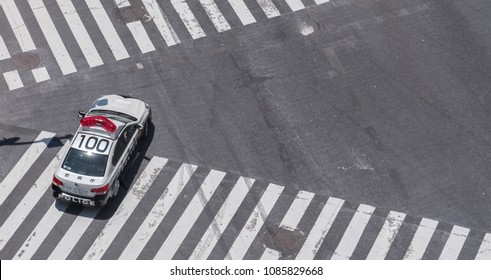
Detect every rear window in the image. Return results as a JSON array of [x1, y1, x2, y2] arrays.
[[62, 148, 108, 177]]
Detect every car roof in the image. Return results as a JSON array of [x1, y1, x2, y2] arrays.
[[89, 94, 145, 120]]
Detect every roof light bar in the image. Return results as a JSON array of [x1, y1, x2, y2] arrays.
[[80, 116, 117, 132]]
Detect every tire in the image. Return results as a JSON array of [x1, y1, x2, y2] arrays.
[[112, 179, 120, 198]]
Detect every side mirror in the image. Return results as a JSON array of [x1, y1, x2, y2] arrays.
[[78, 110, 86, 118], [137, 124, 144, 130]]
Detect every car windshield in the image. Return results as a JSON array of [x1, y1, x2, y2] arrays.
[[62, 148, 108, 177], [87, 110, 136, 124]]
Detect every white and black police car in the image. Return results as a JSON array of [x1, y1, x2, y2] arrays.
[[52, 94, 151, 207]]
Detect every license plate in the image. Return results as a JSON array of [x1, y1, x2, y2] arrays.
[[61, 193, 95, 206]]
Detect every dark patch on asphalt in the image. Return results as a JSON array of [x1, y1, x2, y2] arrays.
[[262, 224, 305, 258], [11, 52, 39, 71]]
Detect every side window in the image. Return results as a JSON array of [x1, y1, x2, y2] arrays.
[[112, 125, 136, 166]]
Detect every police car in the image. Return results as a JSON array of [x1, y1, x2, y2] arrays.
[[52, 94, 151, 207]]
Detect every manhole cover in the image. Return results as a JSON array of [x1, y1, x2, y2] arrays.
[[11, 52, 39, 71], [262, 225, 305, 257], [120, 6, 146, 23]]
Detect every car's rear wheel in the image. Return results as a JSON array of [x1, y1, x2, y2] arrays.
[[112, 179, 120, 198]]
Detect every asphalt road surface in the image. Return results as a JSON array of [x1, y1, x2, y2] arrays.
[[0, 0, 491, 259]]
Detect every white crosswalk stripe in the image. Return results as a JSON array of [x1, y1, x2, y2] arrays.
[[256, 0, 281, 18], [227, 0, 256, 25], [31, 67, 51, 83], [0, 0, 36, 51], [367, 211, 406, 260], [120, 163, 198, 259], [200, 0, 231, 32], [439, 225, 469, 260], [3, 70, 23, 90], [403, 218, 439, 260], [0, 139, 70, 251], [83, 156, 168, 260], [0, 35, 10, 60], [1, 130, 491, 260], [296, 197, 344, 259], [85, 0, 129, 61], [142, 0, 180, 46], [28, 0, 77, 75], [57, 0, 103, 68], [116, 1, 155, 54], [331, 204, 375, 260], [151, 169, 225, 259], [189, 176, 255, 260], [0, 131, 55, 206], [284, 0, 305, 12], [171, 0, 206, 39]]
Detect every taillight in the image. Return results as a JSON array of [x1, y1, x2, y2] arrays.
[[53, 175, 64, 186], [90, 183, 109, 194]]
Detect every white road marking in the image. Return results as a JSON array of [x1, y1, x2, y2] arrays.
[[31, 67, 50, 83], [56, 0, 103, 68], [0, 35, 10, 60], [83, 157, 168, 260], [403, 218, 438, 260], [227, 0, 256, 25], [475, 233, 491, 260], [28, 0, 76, 75], [228, 183, 284, 260], [0, 0, 36, 51], [125, 21, 156, 54], [171, 0, 206, 39], [331, 204, 375, 260], [255, 0, 281, 18], [142, 0, 180, 46], [3, 70, 23, 90], [0, 140, 70, 251], [119, 163, 198, 259], [151, 169, 225, 259], [296, 197, 344, 259], [314, 0, 330, 4], [259, 191, 314, 260], [439, 225, 469, 260], [14, 201, 69, 259], [85, 0, 129, 61], [48, 208, 99, 260], [0, 131, 55, 206], [284, 0, 304, 12], [366, 211, 406, 260], [199, 0, 231, 32], [189, 176, 255, 260]]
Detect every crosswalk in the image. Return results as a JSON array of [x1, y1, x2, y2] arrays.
[[1, 129, 491, 260], [0, 0, 328, 91]]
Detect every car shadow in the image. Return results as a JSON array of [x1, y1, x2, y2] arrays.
[[0, 134, 72, 147], [59, 121, 156, 220]]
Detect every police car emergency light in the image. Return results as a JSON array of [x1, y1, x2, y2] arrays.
[[52, 95, 151, 207]]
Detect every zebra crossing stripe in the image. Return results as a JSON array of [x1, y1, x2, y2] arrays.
[[189, 176, 255, 260], [403, 218, 438, 260], [85, 0, 129, 61], [151, 169, 225, 259], [125, 21, 156, 54], [31, 67, 50, 83], [228, 183, 284, 260], [28, 0, 77, 75], [0, 0, 36, 51], [255, 0, 281, 18], [314, 0, 330, 4], [259, 190, 314, 260], [439, 225, 469, 260], [119, 163, 198, 259], [475, 233, 491, 260], [3, 70, 23, 90], [331, 204, 375, 260], [0, 35, 9, 60], [142, 0, 180, 46], [284, 0, 305, 12], [13, 201, 69, 260], [296, 197, 344, 259], [366, 211, 406, 260], [48, 208, 99, 260], [227, 0, 256, 25], [199, 0, 231, 32], [83, 157, 168, 260], [56, 0, 103, 68], [171, 0, 206, 39], [0, 140, 71, 251], [0, 131, 55, 206]]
